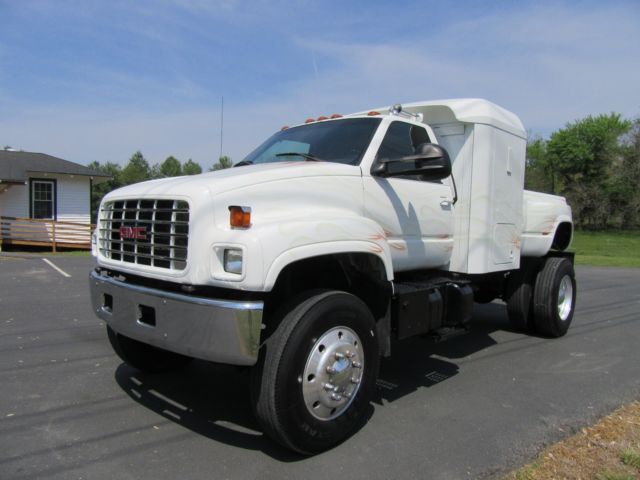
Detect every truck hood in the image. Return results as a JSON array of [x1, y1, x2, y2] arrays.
[[104, 162, 362, 200]]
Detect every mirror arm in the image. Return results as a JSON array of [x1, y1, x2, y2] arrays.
[[451, 172, 458, 205], [371, 162, 388, 176]]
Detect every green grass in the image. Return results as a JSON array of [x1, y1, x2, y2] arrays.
[[513, 462, 540, 480], [595, 472, 636, 480], [571, 230, 640, 268], [46, 250, 92, 257], [620, 449, 640, 469]]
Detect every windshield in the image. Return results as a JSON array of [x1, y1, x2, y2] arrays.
[[241, 117, 382, 166]]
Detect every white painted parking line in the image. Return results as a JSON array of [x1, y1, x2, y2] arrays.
[[42, 258, 71, 278]]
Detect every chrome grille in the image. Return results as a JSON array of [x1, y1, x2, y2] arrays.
[[98, 199, 189, 270]]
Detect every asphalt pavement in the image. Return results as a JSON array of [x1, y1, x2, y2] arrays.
[[1, 253, 639, 479]]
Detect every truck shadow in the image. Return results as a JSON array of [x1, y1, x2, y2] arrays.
[[113, 362, 301, 461], [376, 301, 510, 403], [113, 301, 515, 460]]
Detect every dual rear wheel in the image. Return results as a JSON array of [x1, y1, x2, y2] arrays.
[[505, 256, 576, 337]]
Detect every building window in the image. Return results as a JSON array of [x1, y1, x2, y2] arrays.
[[30, 179, 56, 219]]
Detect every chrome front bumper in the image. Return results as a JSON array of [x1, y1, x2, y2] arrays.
[[89, 271, 264, 366]]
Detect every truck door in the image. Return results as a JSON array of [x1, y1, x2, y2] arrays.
[[363, 121, 455, 271]]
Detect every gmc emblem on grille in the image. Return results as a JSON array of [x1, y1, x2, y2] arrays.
[[120, 226, 147, 240]]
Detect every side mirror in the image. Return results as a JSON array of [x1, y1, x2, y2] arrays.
[[372, 143, 452, 180]]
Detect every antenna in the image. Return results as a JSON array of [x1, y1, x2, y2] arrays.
[[219, 96, 224, 160]]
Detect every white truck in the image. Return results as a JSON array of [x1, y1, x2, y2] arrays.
[[90, 98, 576, 454]]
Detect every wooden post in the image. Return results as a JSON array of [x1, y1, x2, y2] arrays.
[[52, 220, 57, 253]]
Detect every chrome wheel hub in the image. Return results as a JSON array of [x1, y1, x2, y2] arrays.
[[558, 274, 574, 321], [301, 326, 364, 421]]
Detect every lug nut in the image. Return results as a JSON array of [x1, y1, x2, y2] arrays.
[[326, 366, 336, 374], [334, 352, 345, 359], [352, 361, 362, 369], [351, 376, 360, 384], [323, 382, 336, 391], [330, 393, 343, 401], [346, 351, 356, 358]]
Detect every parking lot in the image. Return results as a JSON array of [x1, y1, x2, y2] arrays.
[[1, 253, 639, 479]]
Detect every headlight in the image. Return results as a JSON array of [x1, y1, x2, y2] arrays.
[[223, 248, 243, 274]]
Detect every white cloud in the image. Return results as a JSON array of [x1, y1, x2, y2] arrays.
[[290, 3, 640, 131], [1, 2, 639, 167]]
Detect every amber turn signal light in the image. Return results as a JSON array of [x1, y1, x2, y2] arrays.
[[229, 206, 251, 229]]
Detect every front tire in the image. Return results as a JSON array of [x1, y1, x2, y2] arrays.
[[532, 257, 577, 337], [251, 290, 379, 455], [107, 326, 192, 373]]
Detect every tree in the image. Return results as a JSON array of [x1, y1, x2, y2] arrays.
[[524, 136, 553, 193], [210, 155, 233, 171], [182, 158, 202, 175], [149, 163, 162, 179], [616, 118, 640, 228], [87, 160, 123, 222], [159, 155, 182, 177], [545, 113, 632, 229], [121, 151, 151, 185]]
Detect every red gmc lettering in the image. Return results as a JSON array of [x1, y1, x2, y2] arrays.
[[119, 226, 147, 240]]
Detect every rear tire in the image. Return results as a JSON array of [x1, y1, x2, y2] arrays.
[[473, 288, 496, 304], [251, 290, 379, 455], [504, 262, 537, 331], [532, 257, 576, 337], [107, 326, 192, 373]]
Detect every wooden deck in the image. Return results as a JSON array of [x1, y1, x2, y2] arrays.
[[0, 216, 94, 252]]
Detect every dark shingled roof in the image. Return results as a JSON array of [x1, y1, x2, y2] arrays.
[[0, 150, 109, 183]]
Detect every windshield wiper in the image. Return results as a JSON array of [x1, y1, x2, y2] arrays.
[[234, 160, 253, 167], [275, 152, 323, 162]]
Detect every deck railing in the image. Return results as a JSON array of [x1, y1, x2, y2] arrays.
[[0, 216, 94, 252]]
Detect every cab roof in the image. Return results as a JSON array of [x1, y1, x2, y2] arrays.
[[352, 98, 526, 139]]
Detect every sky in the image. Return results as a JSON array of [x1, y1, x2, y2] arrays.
[[1, 0, 639, 170]]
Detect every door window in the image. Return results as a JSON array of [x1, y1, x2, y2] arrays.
[[375, 122, 431, 178]]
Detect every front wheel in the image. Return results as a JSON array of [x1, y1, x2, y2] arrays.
[[251, 290, 379, 455]]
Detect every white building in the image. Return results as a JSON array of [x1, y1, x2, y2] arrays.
[[0, 150, 109, 249]]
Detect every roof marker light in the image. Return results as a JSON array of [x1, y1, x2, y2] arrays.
[[367, 111, 380, 116], [330, 114, 343, 119], [317, 116, 328, 121], [305, 118, 315, 124], [281, 125, 289, 131]]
